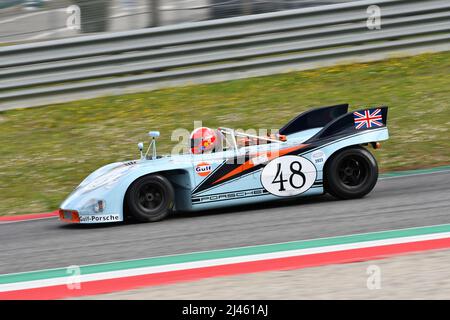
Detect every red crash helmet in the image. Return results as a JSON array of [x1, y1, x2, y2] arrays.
[[190, 127, 217, 154]]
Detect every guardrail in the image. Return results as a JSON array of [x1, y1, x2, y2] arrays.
[[0, 0, 449, 109]]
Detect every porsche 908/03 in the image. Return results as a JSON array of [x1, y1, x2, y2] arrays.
[[59, 104, 388, 224]]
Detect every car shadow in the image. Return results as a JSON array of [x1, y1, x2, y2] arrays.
[[170, 193, 338, 221], [56, 194, 339, 229], [57, 221, 129, 230]]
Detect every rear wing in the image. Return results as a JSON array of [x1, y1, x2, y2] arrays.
[[279, 104, 348, 135], [306, 106, 389, 143]]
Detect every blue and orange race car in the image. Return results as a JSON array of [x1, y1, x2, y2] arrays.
[[59, 104, 389, 224]]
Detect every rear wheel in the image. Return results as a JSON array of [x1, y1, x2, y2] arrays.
[[324, 146, 378, 199], [125, 174, 174, 222]]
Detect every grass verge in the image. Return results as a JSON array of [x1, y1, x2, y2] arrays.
[[0, 51, 449, 215]]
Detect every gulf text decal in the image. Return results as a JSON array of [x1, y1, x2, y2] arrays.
[[195, 162, 212, 177], [80, 214, 120, 223]]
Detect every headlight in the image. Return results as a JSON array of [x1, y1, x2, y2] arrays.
[[79, 199, 106, 215]]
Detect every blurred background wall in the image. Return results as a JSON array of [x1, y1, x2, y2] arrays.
[[0, 0, 358, 44]]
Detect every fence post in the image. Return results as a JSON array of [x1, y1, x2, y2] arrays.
[[242, 0, 253, 15], [149, 0, 160, 27], [72, 0, 110, 33]]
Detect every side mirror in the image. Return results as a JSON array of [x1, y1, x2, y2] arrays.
[[138, 142, 144, 159]]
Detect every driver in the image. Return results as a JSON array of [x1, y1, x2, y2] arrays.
[[190, 127, 219, 154], [190, 127, 286, 154]]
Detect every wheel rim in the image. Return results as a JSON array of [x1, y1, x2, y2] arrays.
[[137, 183, 164, 214], [337, 155, 369, 188]]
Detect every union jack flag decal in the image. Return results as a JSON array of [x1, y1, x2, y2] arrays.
[[353, 108, 383, 130]]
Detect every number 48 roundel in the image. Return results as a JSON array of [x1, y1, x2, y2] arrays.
[[261, 155, 317, 197]]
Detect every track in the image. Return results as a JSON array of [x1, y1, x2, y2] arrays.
[[0, 170, 449, 275]]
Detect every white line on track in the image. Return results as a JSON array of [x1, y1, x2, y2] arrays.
[[0, 9, 65, 25]]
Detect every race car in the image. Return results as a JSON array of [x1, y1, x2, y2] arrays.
[[59, 104, 389, 224]]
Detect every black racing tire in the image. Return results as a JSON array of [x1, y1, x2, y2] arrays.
[[125, 174, 174, 222], [324, 146, 378, 200]]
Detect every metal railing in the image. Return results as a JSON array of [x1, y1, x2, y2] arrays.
[[0, 1, 355, 43], [0, 0, 449, 109]]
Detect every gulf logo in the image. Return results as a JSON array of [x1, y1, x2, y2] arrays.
[[195, 162, 212, 177]]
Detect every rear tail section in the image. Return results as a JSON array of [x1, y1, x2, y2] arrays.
[[306, 106, 388, 143], [279, 104, 348, 135]]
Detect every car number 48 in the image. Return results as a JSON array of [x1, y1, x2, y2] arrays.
[[261, 155, 317, 197]]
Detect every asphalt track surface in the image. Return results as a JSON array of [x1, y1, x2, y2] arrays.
[[1, 170, 449, 275]]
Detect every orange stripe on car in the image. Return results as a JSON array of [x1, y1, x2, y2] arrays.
[[213, 144, 308, 184]]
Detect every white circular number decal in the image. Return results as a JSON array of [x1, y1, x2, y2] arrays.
[[261, 155, 317, 196]]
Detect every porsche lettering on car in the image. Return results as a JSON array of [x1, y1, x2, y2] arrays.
[[59, 104, 389, 224]]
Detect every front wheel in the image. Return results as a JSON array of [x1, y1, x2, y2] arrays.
[[125, 174, 174, 222], [324, 146, 378, 199]]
